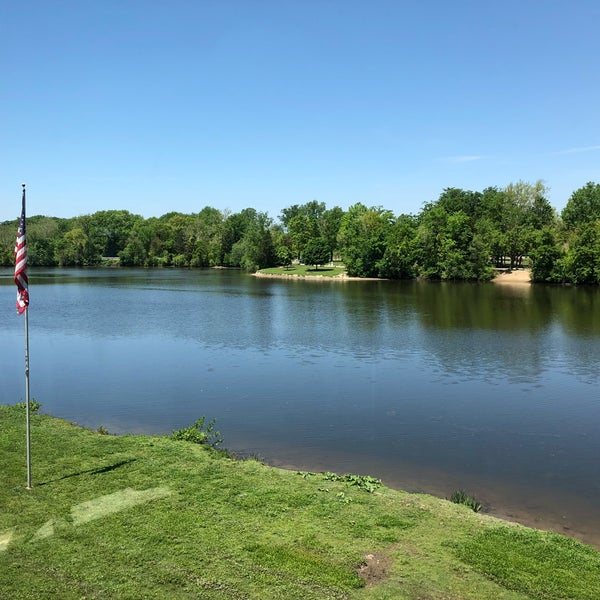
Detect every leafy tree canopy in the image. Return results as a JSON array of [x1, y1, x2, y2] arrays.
[[562, 182, 600, 230]]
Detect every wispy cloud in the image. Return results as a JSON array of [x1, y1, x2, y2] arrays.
[[441, 155, 483, 163], [552, 145, 600, 155]]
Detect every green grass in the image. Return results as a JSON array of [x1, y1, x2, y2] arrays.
[[1, 404, 599, 599], [453, 527, 600, 599], [258, 264, 346, 277]]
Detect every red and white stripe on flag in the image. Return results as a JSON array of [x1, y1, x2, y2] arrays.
[[14, 189, 29, 314]]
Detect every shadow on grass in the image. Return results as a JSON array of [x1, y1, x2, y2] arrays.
[[38, 459, 137, 486]]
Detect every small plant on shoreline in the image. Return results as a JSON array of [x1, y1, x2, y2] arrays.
[[171, 416, 223, 448], [450, 489, 482, 513], [228, 450, 266, 463], [16, 399, 41, 413], [297, 471, 382, 493]]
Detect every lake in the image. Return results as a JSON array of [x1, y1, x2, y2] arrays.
[[1, 268, 599, 547]]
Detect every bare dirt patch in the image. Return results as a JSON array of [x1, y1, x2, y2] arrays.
[[357, 551, 393, 587]]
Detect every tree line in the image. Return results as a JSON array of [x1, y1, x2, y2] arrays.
[[1, 180, 600, 284]]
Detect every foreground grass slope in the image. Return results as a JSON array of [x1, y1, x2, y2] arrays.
[[1, 404, 598, 600]]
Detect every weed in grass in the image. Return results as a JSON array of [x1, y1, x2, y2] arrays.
[[171, 416, 223, 448], [297, 470, 317, 479], [229, 450, 266, 463], [336, 492, 352, 504], [316, 472, 383, 493], [15, 399, 41, 413], [450, 489, 482, 512]]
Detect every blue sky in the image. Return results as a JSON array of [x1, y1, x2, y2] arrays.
[[2, 0, 600, 223]]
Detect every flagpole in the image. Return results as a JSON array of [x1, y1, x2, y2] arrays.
[[25, 298, 32, 489], [22, 182, 32, 489], [15, 182, 32, 489]]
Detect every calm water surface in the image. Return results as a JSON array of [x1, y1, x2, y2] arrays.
[[1, 268, 599, 547]]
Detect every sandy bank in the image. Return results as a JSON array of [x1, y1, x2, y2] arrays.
[[491, 268, 532, 285]]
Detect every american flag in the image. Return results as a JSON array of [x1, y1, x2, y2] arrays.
[[14, 186, 29, 314]]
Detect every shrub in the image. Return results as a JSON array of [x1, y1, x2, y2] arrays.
[[450, 490, 482, 512], [15, 399, 41, 413], [171, 416, 223, 448]]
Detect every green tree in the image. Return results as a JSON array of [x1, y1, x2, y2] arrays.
[[529, 228, 562, 282], [320, 206, 344, 261], [302, 237, 330, 269], [501, 180, 554, 269], [338, 204, 393, 277], [276, 245, 293, 268], [287, 214, 317, 260], [560, 222, 600, 284], [30, 238, 57, 266], [225, 209, 274, 271], [221, 209, 258, 266], [439, 211, 473, 280], [561, 182, 600, 230], [86, 210, 143, 257], [0, 219, 18, 265], [119, 218, 165, 266], [279, 204, 301, 228], [55, 228, 90, 266], [413, 204, 449, 279], [17, 215, 64, 266], [193, 206, 224, 266], [467, 232, 495, 280], [62, 215, 104, 265], [436, 188, 483, 220], [279, 200, 326, 228], [379, 214, 417, 279], [413, 197, 494, 280], [162, 213, 193, 263], [280, 201, 331, 260], [119, 231, 148, 266]]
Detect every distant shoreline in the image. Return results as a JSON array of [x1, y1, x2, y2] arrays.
[[255, 268, 533, 284], [253, 270, 381, 281]]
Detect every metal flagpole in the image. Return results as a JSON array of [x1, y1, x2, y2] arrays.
[[15, 183, 32, 489], [25, 300, 32, 489], [22, 182, 32, 489]]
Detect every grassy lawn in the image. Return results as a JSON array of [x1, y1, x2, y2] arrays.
[[1, 404, 599, 599], [258, 264, 346, 277]]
